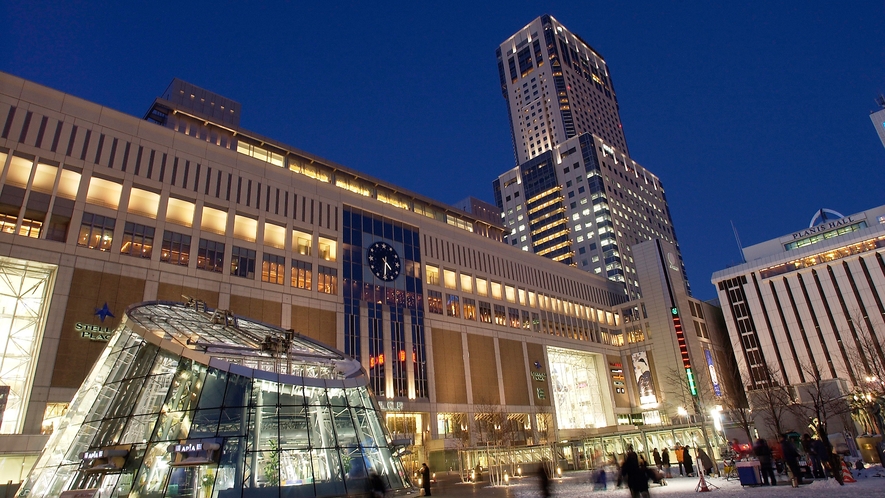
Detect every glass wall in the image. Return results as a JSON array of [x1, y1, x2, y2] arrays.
[[19, 303, 409, 498], [547, 347, 609, 430]]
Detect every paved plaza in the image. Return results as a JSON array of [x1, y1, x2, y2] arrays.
[[405, 466, 885, 497]]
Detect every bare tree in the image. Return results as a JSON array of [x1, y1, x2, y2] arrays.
[[746, 361, 794, 439], [718, 361, 754, 445], [843, 313, 885, 434], [662, 368, 720, 475], [788, 361, 851, 453]]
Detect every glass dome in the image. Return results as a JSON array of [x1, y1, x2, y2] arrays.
[[18, 301, 410, 498]]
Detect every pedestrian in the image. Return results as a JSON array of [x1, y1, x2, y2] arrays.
[[675, 443, 685, 476], [812, 437, 828, 478], [652, 448, 662, 471], [682, 445, 695, 477], [802, 434, 823, 478], [421, 463, 432, 496], [538, 462, 552, 498], [753, 437, 776, 486], [697, 447, 714, 476], [661, 447, 672, 478], [369, 470, 387, 498], [780, 434, 804, 486], [620, 445, 651, 498]]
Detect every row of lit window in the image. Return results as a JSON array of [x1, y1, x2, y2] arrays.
[[233, 143, 474, 233], [0, 151, 341, 258], [424, 264, 618, 326], [78, 214, 338, 293]]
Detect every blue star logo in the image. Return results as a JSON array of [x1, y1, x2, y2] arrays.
[[94, 303, 115, 323]]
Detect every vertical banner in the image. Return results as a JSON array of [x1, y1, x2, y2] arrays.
[[0, 385, 9, 429], [705, 349, 721, 396], [631, 351, 657, 404]]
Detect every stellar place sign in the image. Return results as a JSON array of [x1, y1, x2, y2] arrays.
[[76, 322, 115, 342]]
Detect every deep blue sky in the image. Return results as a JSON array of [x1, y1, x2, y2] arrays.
[[3, 2, 884, 300]]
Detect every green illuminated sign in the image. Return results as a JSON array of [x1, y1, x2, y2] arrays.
[[671, 307, 679, 316], [686, 368, 697, 396]]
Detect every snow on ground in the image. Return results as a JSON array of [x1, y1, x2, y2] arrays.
[[462, 465, 885, 498]]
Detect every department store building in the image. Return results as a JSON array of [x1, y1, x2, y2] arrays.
[[0, 73, 736, 485]]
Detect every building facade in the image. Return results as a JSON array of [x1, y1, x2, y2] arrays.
[[496, 15, 628, 165], [712, 206, 885, 393], [493, 134, 681, 301], [0, 72, 738, 483]]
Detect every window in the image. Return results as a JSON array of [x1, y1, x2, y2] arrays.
[[166, 197, 195, 227], [291, 259, 312, 290], [197, 239, 225, 273], [318, 236, 337, 261], [508, 307, 520, 328], [491, 282, 503, 300], [262, 253, 285, 284], [292, 229, 311, 256], [476, 278, 488, 297], [85, 176, 122, 209], [233, 214, 257, 242], [160, 230, 191, 266], [426, 265, 440, 286], [56, 169, 80, 199], [264, 223, 286, 249], [120, 222, 154, 259], [479, 301, 492, 323], [463, 298, 477, 320], [77, 213, 115, 251], [317, 265, 337, 294], [428, 291, 443, 314], [230, 246, 256, 278], [201, 206, 227, 234], [0, 214, 16, 234], [460, 274, 473, 293], [446, 294, 460, 317], [505, 285, 516, 303], [494, 305, 506, 326], [437, 269, 454, 290]]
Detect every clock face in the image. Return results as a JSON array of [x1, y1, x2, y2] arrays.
[[366, 241, 401, 282]]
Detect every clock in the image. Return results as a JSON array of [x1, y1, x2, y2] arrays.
[[366, 241, 401, 282]]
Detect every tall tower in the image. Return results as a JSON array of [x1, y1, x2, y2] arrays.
[[496, 15, 628, 166], [493, 16, 690, 299]]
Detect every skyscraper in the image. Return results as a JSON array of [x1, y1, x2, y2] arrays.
[[496, 15, 628, 166], [493, 16, 686, 299]]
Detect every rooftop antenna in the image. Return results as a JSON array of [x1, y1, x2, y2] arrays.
[[731, 220, 746, 264], [876, 94, 885, 109]]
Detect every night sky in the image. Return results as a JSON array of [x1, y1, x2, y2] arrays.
[[3, 2, 884, 300]]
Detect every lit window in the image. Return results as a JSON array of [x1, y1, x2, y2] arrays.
[[463, 298, 477, 320], [197, 239, 225, 273], [31, 163, 58, 193], [128, 188, 160, 219], [261, 253, 285, 284], [201, 206, 227, 234], [120, 222, 154, 259], [460, 274, 473, 293], [446, 294, 461, 317], [491, 282, 502, 300], [85, 177, 122, 209], [292, 229, 312, 256], [317, 266, 337, 294], [428, 290, 443, 314], [318, 236, 337, 261], [291, 259, 312, 290], [264, 223, 286, 249], [230, 246, 256, 278], [233, 215, 257, 242], [56, 169, 81, 199], [167, 197, 195, 227], [426, 265, 440, 286], [77, 213, 115, 251], [5, 155, 32, 187], [476, 278, 488, 296], [443, 269, 457, 289], [160, 230, 190, 266]]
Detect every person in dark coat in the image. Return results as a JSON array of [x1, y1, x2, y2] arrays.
[[620, 446, 651, 498], [421, 463, 432, 496], [369, 470, 387, 498], [753, 438, 776, 486], [538, 463, 552, 498], [661, 447, 672, 478], [652, 448, 662, 471], [696, 447, 714, 476], [682, 445, 695, 477], [780, 434, 804, 485], [812, 438, 828, 478]]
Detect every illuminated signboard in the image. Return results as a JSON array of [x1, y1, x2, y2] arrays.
[[671, 308, 696, 396], [167, 439, 222, 467], [705, 349, 721, 396]]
